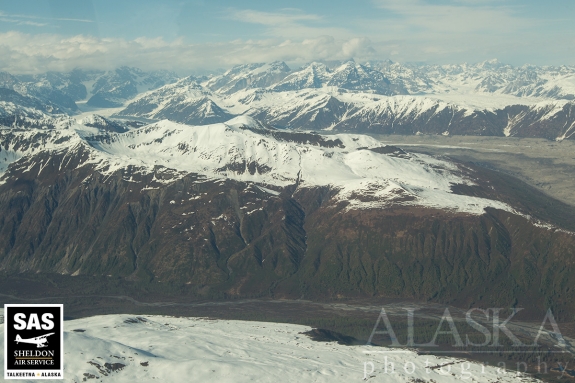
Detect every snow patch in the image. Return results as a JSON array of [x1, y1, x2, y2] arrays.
[[0, 312, 544, 383]]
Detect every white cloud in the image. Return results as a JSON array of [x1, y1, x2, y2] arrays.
[[225, 9, 321, 26], [372, 0, 530, 34], [0, 11, 94, 24], [341, 37, 374, 57], [0, 15, 48, 27], [218, 3, 574, 65], [0, 2, 572, 74], [224, 8, 353, 40], [361, 0, 575, 64], [0, 32, 377, 74]]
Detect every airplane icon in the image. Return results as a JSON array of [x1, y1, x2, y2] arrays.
[[15, 333, 55, 348]]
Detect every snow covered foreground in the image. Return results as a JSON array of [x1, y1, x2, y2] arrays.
[[0, 311, 540, 383]]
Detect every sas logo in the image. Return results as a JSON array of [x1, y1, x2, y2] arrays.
[[4, 304, 64, 380]]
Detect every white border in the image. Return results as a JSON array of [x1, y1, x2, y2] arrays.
[[4, 304, 64, 380]]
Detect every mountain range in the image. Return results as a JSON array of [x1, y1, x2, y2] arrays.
[[1, 60, 575, 140], [0, 67, 180, 111], [0, 60, 575, 319], [117, 60, 575, 140]]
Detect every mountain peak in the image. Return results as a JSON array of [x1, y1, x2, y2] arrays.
[[224, 115, 261, 129]]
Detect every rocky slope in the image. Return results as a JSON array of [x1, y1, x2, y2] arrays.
[[0, 116, 574, 318]]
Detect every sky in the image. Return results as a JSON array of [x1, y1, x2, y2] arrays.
[[0, 0, 573, 74]]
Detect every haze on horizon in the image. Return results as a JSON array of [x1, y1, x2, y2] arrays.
[[0, 0, 573, 74]]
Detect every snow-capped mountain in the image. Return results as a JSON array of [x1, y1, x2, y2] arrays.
[[3, 60, 575, 139], [0, 67, 181, 113], [14, 69, 95, 102], [204, 61, 291, 95], [366, 59, 575, 99], [270, 62, 332, 91], [0, 71, 78, 112], [0, 87, 62, 115], [206, 60, 405, 96], [85, 67, 180, 107], [118, 77, 234, 125], [20, 67, 178, 107], [116, 73, 575, 140], [0, 115, 511, 214], [231, 88, 360, 130], [0, 91, 74, 131], [503, 100, 575, 139], [1, 113, 575, 313], [325, 60, 406, 95], [2, 61, 575, 314]]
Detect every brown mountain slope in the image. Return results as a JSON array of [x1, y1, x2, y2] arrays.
[[0, 149, 574, 319]]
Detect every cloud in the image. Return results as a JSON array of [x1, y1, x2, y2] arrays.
[[52, 17, 95, 23], [372, 0, 530, 34], [224, 8, 352, 40], [225, 9, 321, 26], [0, 14, 48, 27], [217, 3, 573, 65], [0, 10, 94, 24], [0, 32, 378, 74], [341, 37, 374, 57], [0, 2, 572, 73], [360, 0, 575, 64]]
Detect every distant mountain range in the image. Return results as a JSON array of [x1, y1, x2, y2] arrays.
[[1, 59, 575, 140], [0, 67, 179, 111], [108, 60, 575, 140]]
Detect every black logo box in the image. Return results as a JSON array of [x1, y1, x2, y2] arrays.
[[4, 304, 63, 372]]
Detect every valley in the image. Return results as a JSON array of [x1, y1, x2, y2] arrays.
[[376, 135, 575, 207]]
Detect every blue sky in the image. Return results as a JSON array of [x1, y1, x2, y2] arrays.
[[0, 0, 573, 73]]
